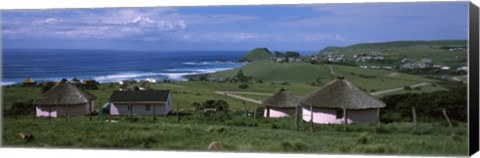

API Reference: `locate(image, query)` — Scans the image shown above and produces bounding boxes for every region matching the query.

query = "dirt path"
[214,91,262,104]
[452,75,467,83]
[370,82,430,96]
[329,65,338,76]
[220,91,273,96]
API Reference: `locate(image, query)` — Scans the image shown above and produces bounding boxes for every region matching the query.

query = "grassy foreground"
[2,115,467,156]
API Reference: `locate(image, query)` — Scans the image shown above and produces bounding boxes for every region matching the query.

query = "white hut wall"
[165,94,172,114]
[302,107,353,124]
[263,108,296,118]
[110,103,168,115]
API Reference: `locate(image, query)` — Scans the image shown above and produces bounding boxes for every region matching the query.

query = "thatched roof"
[262,88,299,108]
[299,77,386,109]
[33,81,97,105]
[23,78,36,83]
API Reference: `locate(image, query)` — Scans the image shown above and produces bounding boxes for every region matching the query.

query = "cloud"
[303,33,346,42]
[2,7,264,42]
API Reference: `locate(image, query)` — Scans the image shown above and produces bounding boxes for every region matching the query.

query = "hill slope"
[239,48,272,62]
[211,61,439,92]
[318,40,467,67]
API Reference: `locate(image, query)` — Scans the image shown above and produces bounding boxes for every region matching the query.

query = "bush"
[40,82,56,93]
[238,83,249,89]
[279,81,290,86]
[5,101,35,116]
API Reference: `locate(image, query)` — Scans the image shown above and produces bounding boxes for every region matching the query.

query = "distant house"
[299,77,386,124]
[457,66,468,72]
[109,90,172,116]
[374,56,384,60]
[441,66,451,70]
[33,80,97,117]
[262,88,299,118]
[421,58,432,64]
[401,58,412,63]
[22,78,37,87]
[449,48,464,51]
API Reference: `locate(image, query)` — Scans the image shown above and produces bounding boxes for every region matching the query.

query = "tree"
[238,83,249,89]
[71,77,80,83]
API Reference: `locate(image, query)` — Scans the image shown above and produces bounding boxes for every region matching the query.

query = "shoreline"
[1,63,244,87]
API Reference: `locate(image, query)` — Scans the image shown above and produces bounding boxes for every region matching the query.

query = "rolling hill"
[239,48,273,62]
[318,40,467,68]
[211,61,440,92]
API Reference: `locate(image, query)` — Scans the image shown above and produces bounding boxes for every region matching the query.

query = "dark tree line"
[380,84,467,123]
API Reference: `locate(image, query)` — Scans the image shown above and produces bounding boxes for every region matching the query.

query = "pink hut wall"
[36,101,94,117]
[110,103,169,115]
[263,108,296,118]
[302,107,379,124]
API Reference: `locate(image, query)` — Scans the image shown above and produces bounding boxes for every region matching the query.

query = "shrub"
[238,83,249,89]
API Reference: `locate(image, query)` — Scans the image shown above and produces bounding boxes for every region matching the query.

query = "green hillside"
[319,40,467,67]
[239,48,273,62]
[211,61,440,92]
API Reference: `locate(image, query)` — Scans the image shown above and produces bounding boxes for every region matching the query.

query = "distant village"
[270,48,468,75]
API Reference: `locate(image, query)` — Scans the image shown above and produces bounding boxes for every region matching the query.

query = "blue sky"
[1,2,469,52]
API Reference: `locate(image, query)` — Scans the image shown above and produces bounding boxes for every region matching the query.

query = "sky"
[1,2,469,52]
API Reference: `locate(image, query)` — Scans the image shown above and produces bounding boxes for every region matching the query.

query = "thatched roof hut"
[33,80,97,117]
[33,80,97,106]
[263,88,299,108]
[22,77,37,87]
[300,77,386,124]
[263,88,299,118]
[299,77,385,109]
[23,78,36,84]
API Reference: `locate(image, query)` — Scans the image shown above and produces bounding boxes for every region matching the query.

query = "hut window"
[145,105,151,111]
[336,110,343,119]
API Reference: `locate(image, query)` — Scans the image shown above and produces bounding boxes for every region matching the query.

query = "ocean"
[1,49,247,85]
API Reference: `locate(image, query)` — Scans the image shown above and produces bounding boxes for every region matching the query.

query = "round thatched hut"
[33,80,97,117]
[262,88,299,118]
[22,77,37,87]
[299,77,386,124]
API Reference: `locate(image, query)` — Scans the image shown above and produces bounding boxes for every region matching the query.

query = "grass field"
[2,114,468,155]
